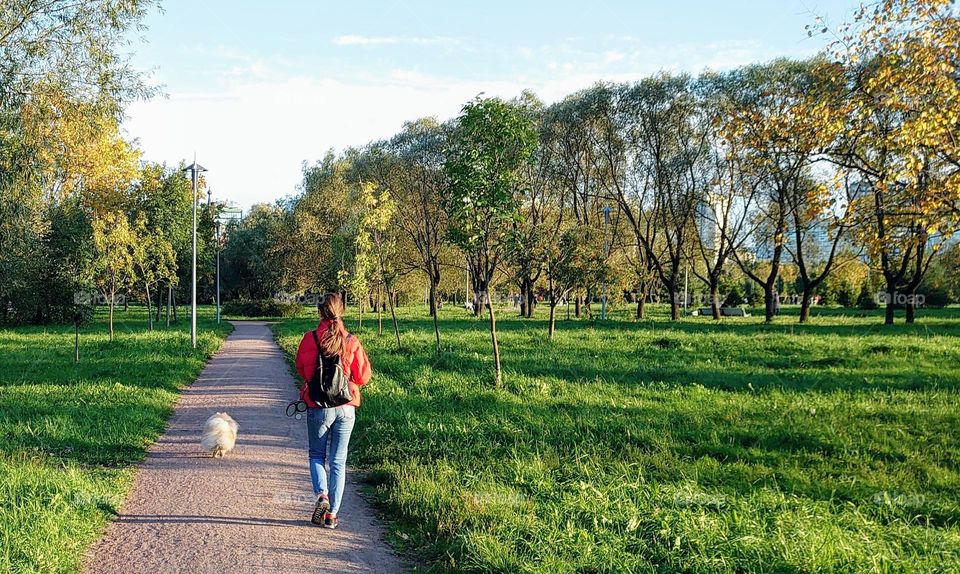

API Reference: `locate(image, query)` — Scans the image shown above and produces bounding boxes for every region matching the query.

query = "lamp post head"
[183,162,208,176]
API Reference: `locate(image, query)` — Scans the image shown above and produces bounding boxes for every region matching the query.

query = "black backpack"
[307,330,354,408]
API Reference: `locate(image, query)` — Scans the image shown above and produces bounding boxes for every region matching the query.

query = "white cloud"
[123,38,815,212]
[331,35,456,47]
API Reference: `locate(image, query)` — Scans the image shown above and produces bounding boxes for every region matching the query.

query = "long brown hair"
[317,292,348,357]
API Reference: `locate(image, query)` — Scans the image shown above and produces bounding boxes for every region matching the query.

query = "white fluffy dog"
[201,412,239,458]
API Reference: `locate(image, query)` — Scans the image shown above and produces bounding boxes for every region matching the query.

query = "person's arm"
[350,339,372,386]
[295,332,312,382]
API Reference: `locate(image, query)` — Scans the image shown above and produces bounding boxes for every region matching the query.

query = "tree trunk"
[884,279,896,325]
[74,322,80,363]
[155,285,163,323]
[710,284,721,320]
[172,290,178,322]
[377,284,383,336]
[574,295,581,318]
[387,288,402,350]
[548,275,557,339]
[524,283,536,318]
[549,302,558,339]
[473,282,486,317]
[145,283,153,331]
[166,284,172,327]
[107,276,116,341]
[108,299,115,342]
[486,296,502,385]
[799,286,813,323]
[429,279,441,353]
[905,290,917,324]
[764,286,777,323]
[636,297,646,320]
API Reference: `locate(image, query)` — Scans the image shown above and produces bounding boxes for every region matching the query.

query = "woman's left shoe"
[311,494,330,525]
[323,512,339,529]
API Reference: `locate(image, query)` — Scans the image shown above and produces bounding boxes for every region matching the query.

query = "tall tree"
[444,96,537,385]
[91,211,135,340]
[820,0,960,323]
[372,119,451,351]
[599,76,706,321]
[722,60,829,322]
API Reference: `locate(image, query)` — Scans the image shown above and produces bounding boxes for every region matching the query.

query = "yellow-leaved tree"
[821,0,960,323]
[92,211,136,341]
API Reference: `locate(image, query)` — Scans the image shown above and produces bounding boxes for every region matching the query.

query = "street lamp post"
[601,206,612,320]
[215,219,222,325]
[184,160,207,348]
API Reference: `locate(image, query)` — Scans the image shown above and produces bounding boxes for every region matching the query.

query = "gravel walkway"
[84,321,403,574]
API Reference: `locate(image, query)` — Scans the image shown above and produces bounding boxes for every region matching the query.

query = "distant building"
[695,193,731,258]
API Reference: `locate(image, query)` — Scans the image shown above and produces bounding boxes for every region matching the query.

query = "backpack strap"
[311,329,321,358]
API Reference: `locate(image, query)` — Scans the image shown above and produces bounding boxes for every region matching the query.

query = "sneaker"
[323,512,339,529]
[311,494,330,525]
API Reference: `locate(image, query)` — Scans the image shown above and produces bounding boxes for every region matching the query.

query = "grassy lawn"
[275,304,960,573]
[0,307,231,574]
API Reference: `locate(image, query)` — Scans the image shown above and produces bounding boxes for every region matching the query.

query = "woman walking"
[295,293,372,529]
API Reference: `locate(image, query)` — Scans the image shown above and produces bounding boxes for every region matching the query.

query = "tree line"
[1,1,958,383]
[0,1,227,341]
[221,1,958,381]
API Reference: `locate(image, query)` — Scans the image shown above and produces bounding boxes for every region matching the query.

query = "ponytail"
[317,293,347,357]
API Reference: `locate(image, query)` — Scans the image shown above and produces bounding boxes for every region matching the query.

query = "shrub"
[857,282,879,309]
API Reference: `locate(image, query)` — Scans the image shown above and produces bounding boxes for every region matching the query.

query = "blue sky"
[123,0,860,211]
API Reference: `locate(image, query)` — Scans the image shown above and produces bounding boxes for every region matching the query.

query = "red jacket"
[295,320,372,408]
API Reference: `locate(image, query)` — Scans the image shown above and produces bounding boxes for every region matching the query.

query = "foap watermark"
[73,290,125,306]
[72,490,124,509]
[872,491,926,509]
[875,291,925,307]
[273,292,322,306]
[271,491,319,506]
[466,491,527,508]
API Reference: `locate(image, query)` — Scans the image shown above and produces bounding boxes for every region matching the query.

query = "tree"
[133,163,191,325]
[221,204,290,300]
[92,211,136,340]
[544,89,610,318]
[131,214,176,330]
[0,0,156,109]
[357,182,402,349]
[819,0,960,324]
[690,73,763,319]
[508,92,555,319]
[545,225,610,338]
[444,96,537,385]
[289,153,355,295]
[786,174,862,322]
[597,76,706,321]
[721,60,832,322]
[338,181,378,328]
[367,119,451,352]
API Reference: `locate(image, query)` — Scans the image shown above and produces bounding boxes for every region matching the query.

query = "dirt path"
[84,321,403,574]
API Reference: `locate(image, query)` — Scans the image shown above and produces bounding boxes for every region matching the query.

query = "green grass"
[0,307,231,574]
[275,304,960,573]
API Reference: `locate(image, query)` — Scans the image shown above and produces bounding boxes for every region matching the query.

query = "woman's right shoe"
[311,494,330,525]
[323,513,339,529]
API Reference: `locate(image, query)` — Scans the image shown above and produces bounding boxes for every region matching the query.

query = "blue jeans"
[306,405,355,515]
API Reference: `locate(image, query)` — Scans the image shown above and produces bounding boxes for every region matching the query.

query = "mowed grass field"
[276,305,960,573]
[0,308,230,574]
